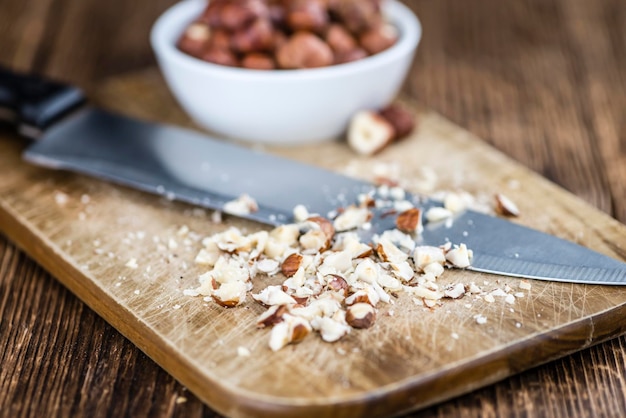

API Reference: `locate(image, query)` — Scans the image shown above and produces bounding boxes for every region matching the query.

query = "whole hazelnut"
[273,30,288,51]
[287,0,329,33]
[209,28,231,51]
[242,53,276,70]
[199,0,229,27]
[328,0,382,34]
[177,22,211,58]
[219,0,269,31]
[268,3,287,28]
[200,47,239,67]
[334,47,368,65]
[276,32,334,69]
[346,302,376,328]
[325,24,358,54]
[359,23,398,55]
[231,18,275,53]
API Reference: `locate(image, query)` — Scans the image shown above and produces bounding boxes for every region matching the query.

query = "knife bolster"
[0,66,86,139]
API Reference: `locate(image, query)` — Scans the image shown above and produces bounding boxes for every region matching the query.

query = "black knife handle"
[0,66,86,139]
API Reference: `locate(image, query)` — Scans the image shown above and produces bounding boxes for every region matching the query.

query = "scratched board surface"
[1,70,626,418]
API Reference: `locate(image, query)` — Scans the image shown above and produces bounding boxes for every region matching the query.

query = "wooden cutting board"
[2,69,626,418]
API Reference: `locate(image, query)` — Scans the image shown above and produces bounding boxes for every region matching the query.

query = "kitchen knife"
[2,67,625,285]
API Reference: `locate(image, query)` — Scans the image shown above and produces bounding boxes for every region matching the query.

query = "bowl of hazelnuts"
[151,0,421,144]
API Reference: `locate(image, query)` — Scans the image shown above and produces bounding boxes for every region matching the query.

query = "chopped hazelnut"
[346,303,376,328]
[347,111,396,156]
[282,253,304,277]
[395,208,423,234]
[495,193,520,217]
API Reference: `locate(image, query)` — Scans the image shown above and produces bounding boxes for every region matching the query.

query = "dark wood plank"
[0,0,625,417]
[405,0,626,222]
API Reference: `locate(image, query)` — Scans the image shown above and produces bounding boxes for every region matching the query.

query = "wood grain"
[1,0,625,417]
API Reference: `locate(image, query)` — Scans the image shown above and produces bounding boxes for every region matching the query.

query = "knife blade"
[3,67,626,284]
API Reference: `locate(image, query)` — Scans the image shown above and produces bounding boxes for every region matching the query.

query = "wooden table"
[1,0,625,417]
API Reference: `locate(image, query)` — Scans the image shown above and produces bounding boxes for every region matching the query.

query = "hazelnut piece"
[396,208,423,234]
[346,303,376,328]
[281,253,303,277]
[211,281,248,307]
[307,216,336,242]
[325,24,358,54]
[347,110,396,155]
[325,274,349,296]
[269,314,312,351]
[257,304,289,328]
[495,193,520,217]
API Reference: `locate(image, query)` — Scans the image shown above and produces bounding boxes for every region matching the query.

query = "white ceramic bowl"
[151,0,421,144]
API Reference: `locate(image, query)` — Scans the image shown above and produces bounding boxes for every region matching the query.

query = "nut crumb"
[54,191,69,206]
[495,193,520,217]
[125,258,138,269]
[237,346,251,357]
[224,194,258,216]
